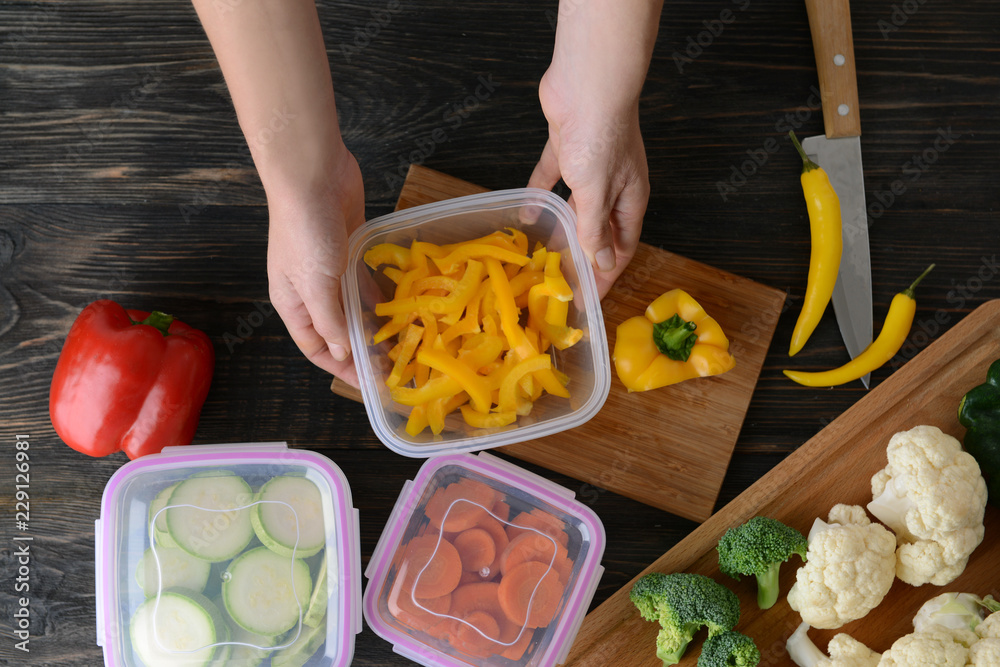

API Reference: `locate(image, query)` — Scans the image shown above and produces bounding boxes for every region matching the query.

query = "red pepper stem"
[135,311,174,336]
[788,131,821,173]
[902,263,935,300]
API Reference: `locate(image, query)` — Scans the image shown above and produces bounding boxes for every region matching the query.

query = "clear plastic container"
[95,442,362,667]
[362,452,606,667]
[342,188,611,457]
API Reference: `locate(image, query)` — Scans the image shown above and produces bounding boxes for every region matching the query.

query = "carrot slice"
[497,561,565,628]
[449,582,505,621]
[498,617,534,661]
[499,531,569,577]
[387,571,452,632]
[506,509,569,549]
[424,479,497,532]
[491,499,511,522]
[400,534,463,599]
[453,527,496,574]
[455,610,502,658]
[475,515,509,581]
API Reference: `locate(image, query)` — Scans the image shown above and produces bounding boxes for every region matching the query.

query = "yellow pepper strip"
[526,246,547,272]
[543,251,574,302]
[456,333,505,371]
[427,398,447,435]
[413,276,458,294]
[416,348,492,414]
[411,240,447,260]
[507,228,529,255]
[405,405,429,437]
[485,257,536,360]
[364,243,412,271]
[784,265,934,387]
[527,283,583,350]
[442,229,518,254]
[375,259,485,317]
[787,131,843,356]
[386,324,424,389]
[392,374,461,406]
[510,270,544,308]
[383,266,405,284]
[545,296,569,327]
[397,362,416,387]
[614,288,735,392]
[460,405,517,429]
[499,354,552,413]
[432,244,529,275]
[373,312,417,345]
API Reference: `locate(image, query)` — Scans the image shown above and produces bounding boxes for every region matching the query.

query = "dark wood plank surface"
[1,0,998,665]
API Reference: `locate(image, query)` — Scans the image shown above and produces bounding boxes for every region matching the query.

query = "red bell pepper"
[49,299,215,459]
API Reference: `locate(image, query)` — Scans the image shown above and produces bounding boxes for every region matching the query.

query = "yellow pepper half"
[614,289,735,392]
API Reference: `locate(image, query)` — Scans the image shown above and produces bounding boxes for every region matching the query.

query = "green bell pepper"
[958,358,1000,505]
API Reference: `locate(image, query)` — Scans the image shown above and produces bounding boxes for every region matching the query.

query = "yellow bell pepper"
[614,289,735,392]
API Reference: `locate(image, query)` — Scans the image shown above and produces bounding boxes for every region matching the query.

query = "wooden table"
[1,1,997,665]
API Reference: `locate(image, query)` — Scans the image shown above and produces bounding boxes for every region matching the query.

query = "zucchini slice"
[135,546,212,598]
[129,590,225,667]
[222,546,312,637]
[166,474,254,563]
[251,475,326,559]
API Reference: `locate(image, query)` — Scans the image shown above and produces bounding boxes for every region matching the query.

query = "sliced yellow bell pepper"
[416,348,492,414]
[364,242,411,271]
[433,244,529,275]
[499,354,551,413]
[375,259,485,317]
[459,405,517,429]
[386,323,424,388]
[527,283,583,350]
[614,288,735,392]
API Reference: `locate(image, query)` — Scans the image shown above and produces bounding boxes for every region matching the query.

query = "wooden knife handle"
[804,0,861,138]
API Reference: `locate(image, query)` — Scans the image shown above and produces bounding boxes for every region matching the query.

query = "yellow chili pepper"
[788,130,843,357]
[784,265,934,387]
[614,288,735,392]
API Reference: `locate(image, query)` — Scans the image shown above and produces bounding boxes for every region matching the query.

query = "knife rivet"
[834,53,846,66]
[837,103,850,116]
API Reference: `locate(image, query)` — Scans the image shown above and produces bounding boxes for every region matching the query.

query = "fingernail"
[331,344,349,361]
[595,247,616,272]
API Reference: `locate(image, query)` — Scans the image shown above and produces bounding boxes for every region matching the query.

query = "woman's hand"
[265,148,365,386]
[530,0,662,297]
[529,70,649,297]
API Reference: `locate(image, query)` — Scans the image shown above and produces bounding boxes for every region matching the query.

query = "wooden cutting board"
[562,298,1000,666]
[333,165,785,522]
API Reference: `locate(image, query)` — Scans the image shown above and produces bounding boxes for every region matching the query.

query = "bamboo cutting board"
[562,299,1000,666]
[333,165,785,522]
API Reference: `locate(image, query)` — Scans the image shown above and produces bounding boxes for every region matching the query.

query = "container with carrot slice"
[362,452,607,667]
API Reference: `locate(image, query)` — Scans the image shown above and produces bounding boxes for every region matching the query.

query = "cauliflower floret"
[787,504,896,629]
[786,622,881,667]
[867,425,987,587]
[876,628,971,666]
[969,639,1000,666]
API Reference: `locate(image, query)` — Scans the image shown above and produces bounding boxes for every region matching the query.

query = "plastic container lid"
[95,442,362,667]
[362,452,606,667]
[342,188,611,458]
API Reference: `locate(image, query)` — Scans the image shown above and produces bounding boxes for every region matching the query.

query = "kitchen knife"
[802,0,873,388]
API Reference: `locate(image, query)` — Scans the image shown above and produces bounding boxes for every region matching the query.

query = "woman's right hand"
[265,146,366,386]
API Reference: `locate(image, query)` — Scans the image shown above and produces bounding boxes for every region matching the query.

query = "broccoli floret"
[697,630,760,666]
[630,572,741,665]
[716,516,807,610]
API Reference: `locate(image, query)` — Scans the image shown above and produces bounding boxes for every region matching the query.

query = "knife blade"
[802,0,873,388]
